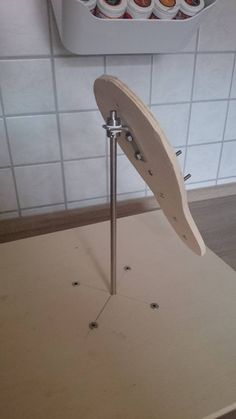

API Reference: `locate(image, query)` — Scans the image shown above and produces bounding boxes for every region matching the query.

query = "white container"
[151,0,180,19]
[125,0,154,19]
[176,0,205,19]
[51,0,218,55]
[80,0,97,13]
[96,0,127,18]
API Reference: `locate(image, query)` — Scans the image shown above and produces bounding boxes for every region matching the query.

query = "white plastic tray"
[51,0,218,55]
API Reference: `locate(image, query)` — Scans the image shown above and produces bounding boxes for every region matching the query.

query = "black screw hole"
[124,265,131,272]
[150,303,159,310]
[89,321,98,330]
[72,281,80,287]
[148,170,153,176]
[182,235,187,241]
[159,193,165,199]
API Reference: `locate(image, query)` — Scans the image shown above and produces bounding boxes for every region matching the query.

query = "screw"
[184,173,191,182]
[89,321,98,330]
[124,265,131,271]
[150,303,159,310]
[126,132,133,142]
[176,150,182,156]
[135,151,143,161]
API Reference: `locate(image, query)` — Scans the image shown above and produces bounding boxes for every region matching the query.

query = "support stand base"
[1,211,236,419]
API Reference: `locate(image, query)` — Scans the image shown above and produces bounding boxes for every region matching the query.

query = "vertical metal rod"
[110,132,117,295]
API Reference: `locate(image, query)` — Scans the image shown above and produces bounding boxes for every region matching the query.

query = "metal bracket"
[103,115,145,162]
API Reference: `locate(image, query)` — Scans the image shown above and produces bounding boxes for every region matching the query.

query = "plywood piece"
[94,75,205,256]
[0,227,110,291]
[1,211,236,419]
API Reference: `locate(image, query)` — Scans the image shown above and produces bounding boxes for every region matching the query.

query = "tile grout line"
[1,51,236,61]
[186,177,219,186]
[0,153,123,170]
[175,138,236,149]
[3,108,99,118]
[151,97,235,107]
[47,0,68,209]
[0,86,21,216]
[215,51,236,183]
[183,29,200,177]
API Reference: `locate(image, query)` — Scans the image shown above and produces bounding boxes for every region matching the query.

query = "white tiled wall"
[0,0,236,219]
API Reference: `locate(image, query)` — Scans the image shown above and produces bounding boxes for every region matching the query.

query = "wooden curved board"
[94,75,206,256]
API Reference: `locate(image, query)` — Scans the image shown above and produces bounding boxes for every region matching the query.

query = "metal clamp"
[103,113,145,162]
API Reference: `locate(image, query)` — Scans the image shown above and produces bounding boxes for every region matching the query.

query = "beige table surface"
[1,211,236,419]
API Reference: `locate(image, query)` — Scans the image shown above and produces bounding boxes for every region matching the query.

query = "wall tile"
[0,211,18,220]
[64,158,107,202]
[22,204,65,216]
[193,53,234,101]
[15,163,64,208]
[106,55,151,104]
[198,0,236,52]
[0,59,55,115]
[1,1,235,215]
[151,54,194,104]
[60,111,106,160]
[55,57,104,111]
[0,168,18,211]
[117,190,146,201]
[225,101,236,140]
[0,0,50,57]
[189,101,228,144]
[151,103,190,147]
[7,114,60,164]
[0,119,10,167]
[68,197,108,209]
[185,143,221,183]
[219,141,236,178]
[217,177,236,185]
[186,180,216,190]
[117,155,145,194]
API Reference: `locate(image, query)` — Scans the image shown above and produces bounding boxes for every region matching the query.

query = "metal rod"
[110,131,117,295]
[104,110,122,295]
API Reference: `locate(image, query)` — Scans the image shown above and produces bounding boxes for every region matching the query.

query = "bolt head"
[150,303,159,310]
[89,321,98,330]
